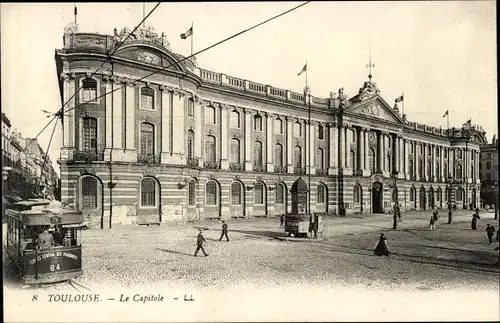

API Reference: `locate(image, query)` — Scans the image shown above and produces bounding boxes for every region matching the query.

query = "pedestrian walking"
[374,233,390,256]
[194,230,209,257]
[280,214,285,228]
[485,224,496,244]
[471,211,480,230]
[313,213,318,239]
[429,216,436,231]
[395,203,402,222]
[219,221,229,242]
[392,212,398,230]
[339,203,346,218]
[432,210,439,223]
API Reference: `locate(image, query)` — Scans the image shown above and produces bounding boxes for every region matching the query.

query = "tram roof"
[7,199,84,226]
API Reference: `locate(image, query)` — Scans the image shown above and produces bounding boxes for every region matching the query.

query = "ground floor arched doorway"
[371,182,383,213]
[291,177,308,214]
[419,187,426,211]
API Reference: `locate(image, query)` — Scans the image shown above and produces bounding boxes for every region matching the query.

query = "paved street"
[10,208,494,292]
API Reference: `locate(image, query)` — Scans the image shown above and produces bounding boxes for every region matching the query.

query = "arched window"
[275,183,285,204]
[456,149,462,159]
[231,138,240,163]
[410,187,415,202]
[230,110,240,128]
[352,150,357,170]
[444,164,448,178]
[254,115,262,131]
[206,181,218,205]
[254,182,265,205]
[471,165,474,181]
[141,178,156,207]
[436,147,440,157]
[82,79,97,102]
[410,142,414,153]
[409,160,414,178]
[455,164,462,180]
[140,122,155,156]
[205,106,216,124]
[205,135,216,162]
[387,154,391,173]
[316,148,324,170]
[294,122,302,137]
[275,143,283,167]
[316,184,325,204]
[369,147,376,173]
[455,187,464,201]
[436,188,441,201]
[294,146,302,168]
[354,184,361,203]
[187,98,194,118]
[436,163,440,179]
[253,141,263,166]
[81,176,97,208]
[231,182,242,205]
[82,117,97,151]
[419,161,423,178]
[187,130,194,160]
[317,125,324,140]
[188,180,196,206]
[274,118,283,134]
[427,161,432,177]
[419,144,423,154]
[140,87,155,110]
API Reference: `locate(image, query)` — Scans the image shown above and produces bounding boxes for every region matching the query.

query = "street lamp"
[495,181,498,220]
[447,175,453,224]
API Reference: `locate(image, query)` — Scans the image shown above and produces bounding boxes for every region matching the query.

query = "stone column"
[359,127,365,171]
[60,73,75,160]
[103,76,113,161]
[363,127,370,176]
[339,124,345,169]
[328,122,338,175]
[124,80,136,162]
[160,87,171,164]
[194,97,203,167]
[423,143,428,180]
[398,136,404,178]
[286,116,294,174]
[308,121,315,175]
[170,90,185,165]
[378,132,383,173]
[345,124,352,175]
[431,144,436,181]
[244,109,253,172]
[220,104,229,170]
[382,132,388,176]
[111,77,124,161]
[449,148,454,178]
[404,139,410,179]
[475,151,480,183]
[394,135,399,174]
[266,113,274,172]
[440,146,444,182]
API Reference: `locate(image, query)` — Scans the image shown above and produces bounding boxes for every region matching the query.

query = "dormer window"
[141,87,155,110]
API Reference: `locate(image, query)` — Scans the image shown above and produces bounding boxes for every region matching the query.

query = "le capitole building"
[55,23,486,227]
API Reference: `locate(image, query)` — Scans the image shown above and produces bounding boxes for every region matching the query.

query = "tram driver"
[36,226,54,249]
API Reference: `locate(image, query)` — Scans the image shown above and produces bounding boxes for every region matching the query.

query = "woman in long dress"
[374,233,390,256]
[471,212,480,230]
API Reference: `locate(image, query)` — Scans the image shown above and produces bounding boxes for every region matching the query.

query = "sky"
[1,2,497,175]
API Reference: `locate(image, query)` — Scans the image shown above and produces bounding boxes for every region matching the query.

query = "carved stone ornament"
[255,136,262,142]
[256,176,263,182]
[208,129,214,136]
[234,175,240,181]
[144,116,152,123]
[368,131,376,144]
[83,111,96,118]
[138,51,160,65]
[276,139,281,144]
[357,81,380,101]
[208,174,215,180]
[81,168,96,176]
[233,133,241,139]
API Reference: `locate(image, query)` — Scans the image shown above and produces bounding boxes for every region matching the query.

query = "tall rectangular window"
[141,87,155,110]
[254,141,263,166]
[82,118,97,151]
[140,123,155,156]
[231,139,240,163]
[205,136,216,162]
[82,79,97,103]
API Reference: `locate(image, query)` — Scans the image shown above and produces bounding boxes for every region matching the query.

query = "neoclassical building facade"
[56,24,486,227]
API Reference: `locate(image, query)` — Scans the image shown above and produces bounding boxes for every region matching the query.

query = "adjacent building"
[480,134,498,209]
[56,23,486,227]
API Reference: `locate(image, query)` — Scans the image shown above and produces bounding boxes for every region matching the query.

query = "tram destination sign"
[24,248,82,275]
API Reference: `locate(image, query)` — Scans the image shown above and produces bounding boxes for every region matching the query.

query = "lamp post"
[447,176,453,224]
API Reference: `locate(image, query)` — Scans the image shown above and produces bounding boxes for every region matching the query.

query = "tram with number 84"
[5,199,84,285]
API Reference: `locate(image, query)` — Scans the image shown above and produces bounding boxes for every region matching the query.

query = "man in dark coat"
[280,214,285,228]
[219,221,229,242]
[471,211,480,230]
[194,230,209,257]
[485,224,496,244]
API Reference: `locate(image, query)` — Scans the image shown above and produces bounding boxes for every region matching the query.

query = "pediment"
[346,96,403,125]
[114,44,185,72]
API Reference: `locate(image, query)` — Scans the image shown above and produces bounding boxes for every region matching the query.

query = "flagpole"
[305,61,308,88]
[402,92,405,116]
[191,21,194,57]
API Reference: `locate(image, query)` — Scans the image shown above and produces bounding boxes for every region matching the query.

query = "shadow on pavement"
[231,229,287,240]
[156,248,193,257]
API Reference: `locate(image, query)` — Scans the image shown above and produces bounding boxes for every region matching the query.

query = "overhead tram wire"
[56,2,162,118]
[24,3,161,151]
[61,1,312,116]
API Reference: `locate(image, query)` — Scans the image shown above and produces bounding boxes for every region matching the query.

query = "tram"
[5,199,84,284]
